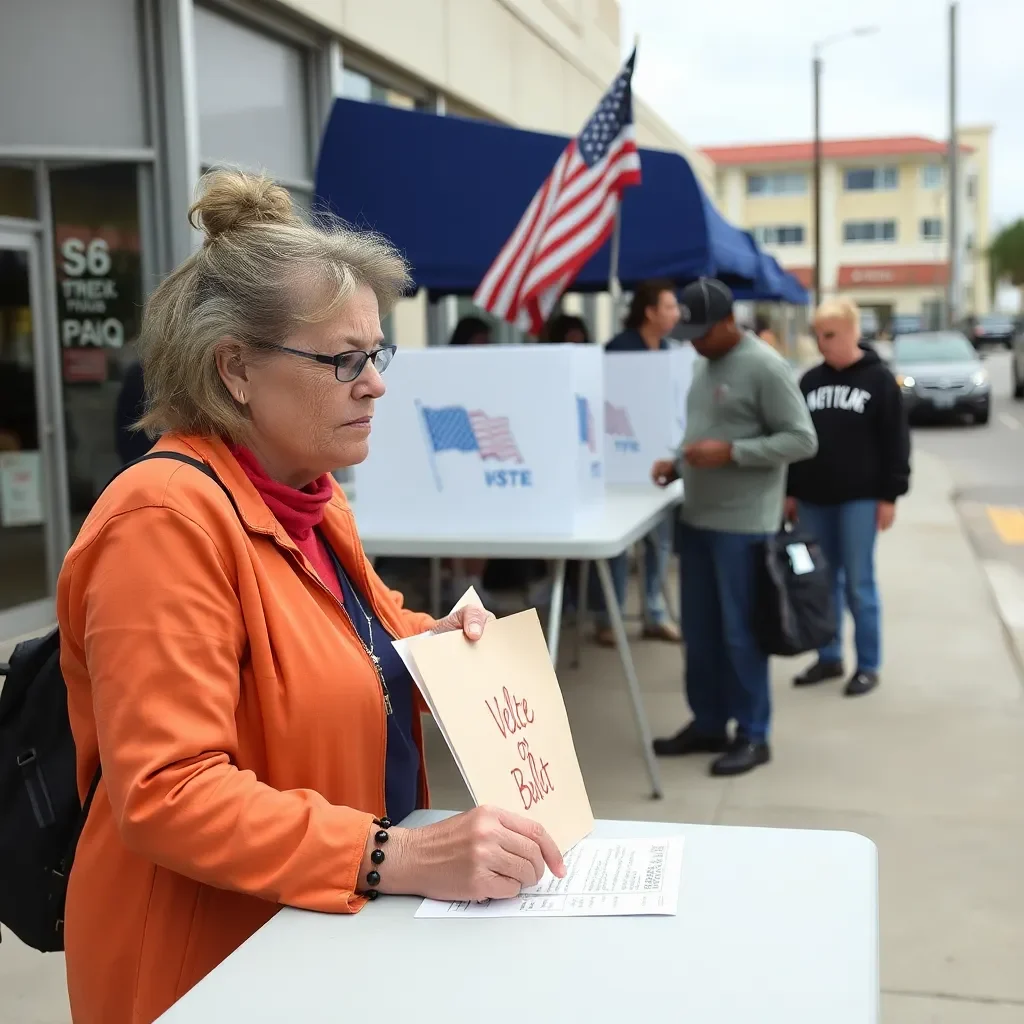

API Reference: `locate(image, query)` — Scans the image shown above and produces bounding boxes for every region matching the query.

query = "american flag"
[576,395,597,452]
[473,49,642,336]
[605,401,635,438]
[420,405,523,463]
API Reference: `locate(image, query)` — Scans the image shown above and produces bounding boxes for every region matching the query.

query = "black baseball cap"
[679,278,734,334]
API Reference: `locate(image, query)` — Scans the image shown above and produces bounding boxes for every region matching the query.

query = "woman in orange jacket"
[57,169,564,1024]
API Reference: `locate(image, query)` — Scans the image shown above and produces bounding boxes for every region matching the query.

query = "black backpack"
[0,452,233,952]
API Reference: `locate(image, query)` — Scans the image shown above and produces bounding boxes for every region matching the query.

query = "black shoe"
[653,722,729,757]
[844,670,879,697]
[793,659,844,687]
[710,737,771,776]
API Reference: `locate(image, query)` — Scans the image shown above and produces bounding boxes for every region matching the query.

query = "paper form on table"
[394,597,594,855]
[415,835,684,918]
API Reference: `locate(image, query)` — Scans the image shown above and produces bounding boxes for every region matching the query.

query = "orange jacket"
[57,434,435,1024]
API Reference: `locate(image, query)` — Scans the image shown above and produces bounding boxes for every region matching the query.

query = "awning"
[733,245,810,305]
[315,98,760,298]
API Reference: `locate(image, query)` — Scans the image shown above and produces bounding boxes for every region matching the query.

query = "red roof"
[701,136,971,166]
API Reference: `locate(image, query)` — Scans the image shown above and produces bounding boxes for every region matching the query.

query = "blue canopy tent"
[733,241,809,305]
[315,98,761,298]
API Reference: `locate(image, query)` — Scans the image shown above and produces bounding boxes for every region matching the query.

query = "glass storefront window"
[194,5,311,185]
[0,166,36,220]
[50,163,143,526]
[342,66,418,109]
[0,235,48,611]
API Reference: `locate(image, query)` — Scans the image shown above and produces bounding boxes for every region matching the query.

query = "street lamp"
[812,26,879,308]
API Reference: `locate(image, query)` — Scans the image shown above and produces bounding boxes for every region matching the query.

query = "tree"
[989,219,1024,293]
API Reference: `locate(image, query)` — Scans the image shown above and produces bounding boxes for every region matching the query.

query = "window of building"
[920,218,943,241]
[751,225,805,246]
[746,172,807,196]
[843,219,898,243]
[0,166,36,219]
[341,67,417,109]
[843,166,899,191]
[966,174,978,200]
[966,232,975,253]
[49,163,144,523]
[921,300,943,331]
[921,164,943,189]
[194,5,312,188]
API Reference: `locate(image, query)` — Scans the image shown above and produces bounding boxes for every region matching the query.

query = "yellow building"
[704,130,993,328]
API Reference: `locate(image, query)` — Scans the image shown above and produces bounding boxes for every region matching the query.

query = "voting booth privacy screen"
[356,346,605,535]
[603,346,697,486]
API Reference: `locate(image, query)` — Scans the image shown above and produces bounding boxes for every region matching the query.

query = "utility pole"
[946,1,959,327]
[813,54,823,309]
[811,27,878,311]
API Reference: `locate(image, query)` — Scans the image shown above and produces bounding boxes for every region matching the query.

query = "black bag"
[754,525,837,657]
[0,452,232,952]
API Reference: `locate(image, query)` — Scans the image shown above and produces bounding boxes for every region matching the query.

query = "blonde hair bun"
[188,168,296,241]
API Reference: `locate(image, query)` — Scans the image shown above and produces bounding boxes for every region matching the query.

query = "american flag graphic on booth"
[420,405,523,463]
[604,401,635,438]
[575,395,597,452]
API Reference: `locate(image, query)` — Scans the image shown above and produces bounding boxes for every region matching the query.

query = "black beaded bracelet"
[362,817,391,900]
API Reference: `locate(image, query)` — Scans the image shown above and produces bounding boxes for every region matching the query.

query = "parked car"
[969,313,1016,349]
[893,331,990,425]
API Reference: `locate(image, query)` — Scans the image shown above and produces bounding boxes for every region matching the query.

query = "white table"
[156,812,880,1024]
[355,483,684,798]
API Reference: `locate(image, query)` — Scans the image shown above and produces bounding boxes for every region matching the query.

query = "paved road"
[911,348,1024,567]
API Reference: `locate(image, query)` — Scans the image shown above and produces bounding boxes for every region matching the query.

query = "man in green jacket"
[651,279,818,776]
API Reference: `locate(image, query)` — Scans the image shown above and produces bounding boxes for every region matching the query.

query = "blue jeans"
[678,524,772,742]
[593,517,673,628]
[797,500,881,673]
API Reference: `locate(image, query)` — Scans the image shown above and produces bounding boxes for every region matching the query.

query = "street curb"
[980,560,1024,683]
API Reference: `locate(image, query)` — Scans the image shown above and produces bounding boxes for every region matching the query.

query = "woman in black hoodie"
[785,299,911,697]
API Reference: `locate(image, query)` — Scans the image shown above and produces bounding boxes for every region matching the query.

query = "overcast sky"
[620,0,1023,229]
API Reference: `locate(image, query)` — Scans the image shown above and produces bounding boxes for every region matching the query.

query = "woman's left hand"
[430,604,496,641]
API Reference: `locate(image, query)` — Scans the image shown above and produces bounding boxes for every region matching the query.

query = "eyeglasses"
[271,343,396,382]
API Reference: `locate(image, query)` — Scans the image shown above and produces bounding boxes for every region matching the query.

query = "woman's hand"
[429,603,495,641]
[374,806,566,902]
[784,497,798,523]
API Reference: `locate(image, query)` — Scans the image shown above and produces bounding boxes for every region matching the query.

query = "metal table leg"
[546,558,567,666]
[429,557,442,619]
[573,560,590,669]
[595,557,664,799]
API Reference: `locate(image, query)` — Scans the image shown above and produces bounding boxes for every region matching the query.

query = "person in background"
[544,313,590,344]
[594,279,683,646]
[785,298,910,697]
[755,314,781,353]
[651,278,817,776]
[115,358,156,464]
[448,316,492,346]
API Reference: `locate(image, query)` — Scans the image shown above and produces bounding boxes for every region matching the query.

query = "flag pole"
[608,201,623,319]
[415,400,444,492]
[607,35,638,327]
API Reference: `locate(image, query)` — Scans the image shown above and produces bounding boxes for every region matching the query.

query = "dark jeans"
[678,523,772,742]
[797,500,881,673]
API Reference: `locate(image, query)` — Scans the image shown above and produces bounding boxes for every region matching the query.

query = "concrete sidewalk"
[3,451,1024,1022]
